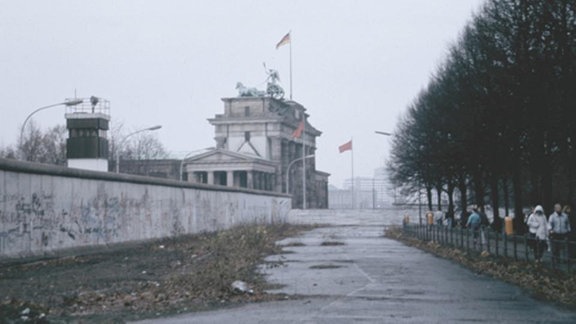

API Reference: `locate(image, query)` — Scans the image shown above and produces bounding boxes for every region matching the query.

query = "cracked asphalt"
[134,209,576,323]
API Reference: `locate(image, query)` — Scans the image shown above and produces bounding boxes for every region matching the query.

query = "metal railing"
[401,223,576,272]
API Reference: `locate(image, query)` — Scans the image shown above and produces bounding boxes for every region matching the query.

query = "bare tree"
[18,121,67,165]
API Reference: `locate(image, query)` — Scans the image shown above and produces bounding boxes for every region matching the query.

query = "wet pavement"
[134,209,576,323]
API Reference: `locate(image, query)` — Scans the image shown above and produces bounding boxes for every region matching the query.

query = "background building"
[329,167,395,209]
[184,96,329,209]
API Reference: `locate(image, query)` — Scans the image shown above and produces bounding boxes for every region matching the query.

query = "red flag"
[276,32,291,49]
[292,120,304,138]
[339,140,352,153]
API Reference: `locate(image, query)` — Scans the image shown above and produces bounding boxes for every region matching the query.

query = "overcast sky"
[0,0,484,187]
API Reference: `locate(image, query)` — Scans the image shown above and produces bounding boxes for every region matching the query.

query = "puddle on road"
[309,264,344,269]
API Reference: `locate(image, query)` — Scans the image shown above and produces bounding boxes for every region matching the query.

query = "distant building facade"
[184,97,329,209]
[116,159,182,180]
[329,167,395,209]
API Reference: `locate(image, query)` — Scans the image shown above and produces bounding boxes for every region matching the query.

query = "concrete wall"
[0,158,291,259]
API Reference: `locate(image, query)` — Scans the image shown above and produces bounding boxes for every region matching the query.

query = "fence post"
[566,239,576,271]
[495,231,499,257]
[524,234,529,262]
[460,227,464,249]
[567,240,572,272]
[503,232,508,258]
[551,237,557,269]
[486,228,491,254]
[466,228,470,253]
[513,234,518,261]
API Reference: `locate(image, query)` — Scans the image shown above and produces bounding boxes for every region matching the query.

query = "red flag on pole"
[276,32,291,49]
[292,120,305,138]
[339,140,352,153]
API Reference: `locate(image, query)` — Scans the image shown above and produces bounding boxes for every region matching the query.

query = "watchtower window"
[244,131,251,141]
[244,106,250,117]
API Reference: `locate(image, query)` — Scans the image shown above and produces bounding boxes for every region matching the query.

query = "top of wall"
[0,158,289,198]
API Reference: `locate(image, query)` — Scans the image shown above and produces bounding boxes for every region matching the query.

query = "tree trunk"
[512,166,525,234]
[489,175,502,231]
[502,177,510,216]
[426,186,433,211]
[541,160,554,213]
[473,172,485,207]
[447,182,455,213]
[458,175,468,226]
[436,184,443,211]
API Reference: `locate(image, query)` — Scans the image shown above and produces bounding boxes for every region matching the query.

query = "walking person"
[466,206,482,250]
[526,205,548,263]
[434,209,444,226]
[549,203,571,263]
[445,207,455,228]
[478,205,490,250]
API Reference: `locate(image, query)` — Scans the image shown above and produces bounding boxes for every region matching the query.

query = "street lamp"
[179,147,215,181]
[19,98,84,158]
[115,125,162,173]
[285,154,315,195]
[374,131,394,209]
[374,131,393,136]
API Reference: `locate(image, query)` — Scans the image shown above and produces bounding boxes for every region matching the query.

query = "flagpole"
[302,114,306,209]
[289,32,293,100]
[351,138,354,209]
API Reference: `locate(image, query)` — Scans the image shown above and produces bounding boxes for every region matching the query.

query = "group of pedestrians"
[424,202,574,264]
[526,203,573,263]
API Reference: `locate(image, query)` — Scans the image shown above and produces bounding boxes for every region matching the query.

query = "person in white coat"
[527,205,548,263]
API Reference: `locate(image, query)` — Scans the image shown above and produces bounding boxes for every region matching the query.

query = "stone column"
[226,171,234,187]
[207,171,214,185]
[266,173,272,191]
[247,171,254,189]
[254,172,260,190]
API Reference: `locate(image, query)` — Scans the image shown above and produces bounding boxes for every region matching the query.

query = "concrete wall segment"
[0,158,290,259]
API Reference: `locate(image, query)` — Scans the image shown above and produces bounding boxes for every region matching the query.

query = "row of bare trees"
[388,0,576,231]
[0,121,168,168]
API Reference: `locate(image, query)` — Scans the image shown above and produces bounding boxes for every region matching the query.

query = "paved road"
[134,210,576,323]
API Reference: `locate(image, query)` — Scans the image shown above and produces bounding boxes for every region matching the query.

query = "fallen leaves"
[0,223,313,322]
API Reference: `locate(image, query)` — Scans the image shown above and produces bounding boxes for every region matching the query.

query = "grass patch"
[320,241,345,246]
[309,264,343,270]
[0,223,313,322]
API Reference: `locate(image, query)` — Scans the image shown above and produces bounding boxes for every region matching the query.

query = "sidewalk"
[134,210,576,323]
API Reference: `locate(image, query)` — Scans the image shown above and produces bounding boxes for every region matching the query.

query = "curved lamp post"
[285,154,315,194]
[374,131,393,136]
[376,130,421,223]
[19,98,84,158]
[115,125,162,173]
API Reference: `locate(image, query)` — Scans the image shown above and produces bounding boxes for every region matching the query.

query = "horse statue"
[264,64,285,100]
[236,82,265,97]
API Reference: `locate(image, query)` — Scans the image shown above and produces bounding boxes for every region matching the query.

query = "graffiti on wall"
[0,169,291,258]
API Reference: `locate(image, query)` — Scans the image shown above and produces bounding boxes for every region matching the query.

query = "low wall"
[0,158,291,259]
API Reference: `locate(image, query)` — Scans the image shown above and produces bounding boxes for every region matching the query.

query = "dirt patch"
[0,223,312,322]
[385,226,576,308]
